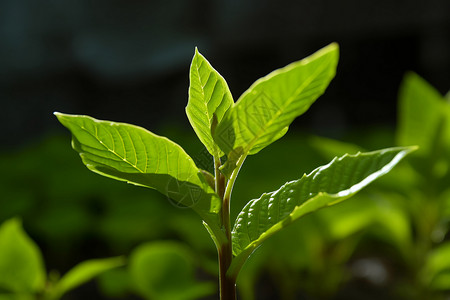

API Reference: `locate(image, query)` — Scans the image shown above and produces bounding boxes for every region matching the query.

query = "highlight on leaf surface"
[228,146,416,278]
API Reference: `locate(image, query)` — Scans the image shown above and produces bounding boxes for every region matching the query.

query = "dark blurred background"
[1,0,449,148]
[1,0,449,299]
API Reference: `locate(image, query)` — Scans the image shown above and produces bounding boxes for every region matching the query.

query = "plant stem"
[214,156,236,299]
[215,154,246,300]
[214,157,225,199]
[219,239,236,300]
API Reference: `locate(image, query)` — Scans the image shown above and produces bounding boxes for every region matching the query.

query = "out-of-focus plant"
[0,218,124,300]
[308,72,450,299]
[55,43,414,299]
[396,72,450,299]
[99,241,216,300]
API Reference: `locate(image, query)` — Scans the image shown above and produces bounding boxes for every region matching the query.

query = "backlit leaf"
[214,43,339,156]
[186,48,233,157]
[397,72,445,156]
[229,147,415,277]
[55,113,223,241]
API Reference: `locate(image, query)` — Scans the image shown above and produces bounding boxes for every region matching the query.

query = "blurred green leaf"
[186,48,233,157]
[397,72,445,156]
[0,219,46,293]
[214,43,339,156]
[51,256,125,299]
[442,95,450,154]
[317,197,374,240]
[97,268,130,298]
[230,147,415,278]
[423,242,450,290]
[319,193,412,252]
[430,272,450,291]
[371,194,412,252]
[440,189,450,219]
[129,242,216,300]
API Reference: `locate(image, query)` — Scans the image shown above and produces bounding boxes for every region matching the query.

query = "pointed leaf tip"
[54,111,64,119]
[228,147,414,278]
[187,47,233,156]
[214,42,339,156]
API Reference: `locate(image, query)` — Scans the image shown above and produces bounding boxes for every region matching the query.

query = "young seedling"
[0,218,125,300]
[55,43,415,299]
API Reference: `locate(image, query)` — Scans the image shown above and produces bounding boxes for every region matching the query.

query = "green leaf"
[422,242,450,290]
[129,242,216,300]
[214,43,339,157]
[443,94,450,153]
[229,147,415,278]
[397,72,446,156]
[319,193,412,256]
[186,48,234,157]
[55,113,226,249]
[54,112,222,217]
[50,256,125,299]
[0,218,46,293]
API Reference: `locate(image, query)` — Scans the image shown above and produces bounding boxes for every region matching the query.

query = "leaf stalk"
[216,154,246,300]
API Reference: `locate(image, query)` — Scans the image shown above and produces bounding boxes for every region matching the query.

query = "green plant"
[0,218,124,300]
[309,72,450,299]
[99,240,216,300]
[386,72,450,298]
[55,43,415,299]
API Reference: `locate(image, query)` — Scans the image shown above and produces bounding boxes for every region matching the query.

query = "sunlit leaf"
[0,219,46,293]
[54,113,224,241]
[229,147,415,277]
[51,256,125,299]
[214,43,339,156]
[129,242,216,300]
[186,48,233,157]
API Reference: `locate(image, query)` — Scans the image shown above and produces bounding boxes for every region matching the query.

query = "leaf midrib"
[75,122,145,174]
[193,55,218,155]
